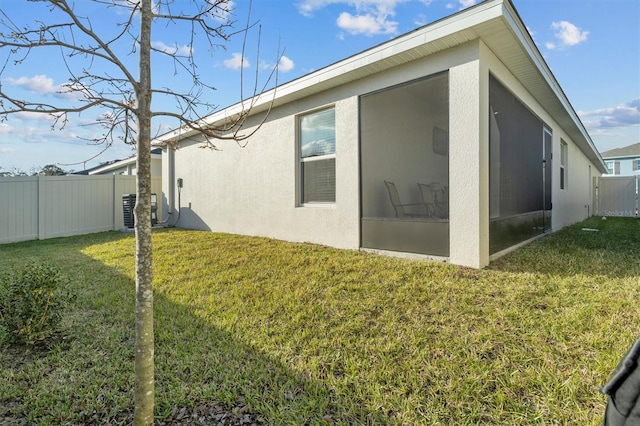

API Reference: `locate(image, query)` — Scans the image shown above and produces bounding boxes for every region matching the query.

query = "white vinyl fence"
[0,175,162,244]
[593,175,639,218]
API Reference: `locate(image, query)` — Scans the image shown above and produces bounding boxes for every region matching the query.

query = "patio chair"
[384,181,429,219]
[418,182,448,219]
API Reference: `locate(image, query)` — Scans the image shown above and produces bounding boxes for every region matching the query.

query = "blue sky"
[0,0,638,173]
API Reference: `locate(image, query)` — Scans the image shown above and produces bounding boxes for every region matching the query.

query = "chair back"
[384,181,406,218]
[417,183,435,204]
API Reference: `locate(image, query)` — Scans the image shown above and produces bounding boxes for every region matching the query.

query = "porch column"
[448,55,489,268]
[161,145,175,222]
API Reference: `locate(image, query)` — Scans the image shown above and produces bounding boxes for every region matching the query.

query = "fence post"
[113,174,117,230]
[592,176,598,217]
[37,175,45,240]
[635,175,640,219]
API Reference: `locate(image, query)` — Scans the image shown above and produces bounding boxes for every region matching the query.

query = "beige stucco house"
[156,0,606,268]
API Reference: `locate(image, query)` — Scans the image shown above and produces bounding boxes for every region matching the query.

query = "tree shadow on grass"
[0,231,380,425]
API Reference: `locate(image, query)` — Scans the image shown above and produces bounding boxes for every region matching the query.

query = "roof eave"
[498,0,607,173]
[88,152,161,175]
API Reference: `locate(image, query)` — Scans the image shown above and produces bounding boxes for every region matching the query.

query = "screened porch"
[360,72,450,257]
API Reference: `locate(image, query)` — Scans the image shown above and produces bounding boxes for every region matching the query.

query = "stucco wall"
[165,42,482,254]
[164,93,360,249]
[449,53,487,268]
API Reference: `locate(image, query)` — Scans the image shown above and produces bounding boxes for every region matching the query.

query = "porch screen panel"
[360,72,449,257]
[489,74,548,254]
[543,128,552,232]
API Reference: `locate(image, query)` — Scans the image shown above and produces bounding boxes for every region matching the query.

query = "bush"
[0,262,73,345]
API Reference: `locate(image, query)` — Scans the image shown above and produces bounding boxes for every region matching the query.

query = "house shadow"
[171,205,211,231]
[1,231,379,425]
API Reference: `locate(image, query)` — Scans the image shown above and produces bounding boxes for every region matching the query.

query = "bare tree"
[0,1,276,424]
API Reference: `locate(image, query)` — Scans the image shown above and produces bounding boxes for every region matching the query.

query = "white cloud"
[297,0,406,36]
[579,98,640,129]
[526,26,535,39]
[151,41,193,56]
[278,56,295,72]
[547,21,589,50]
[259,55,295,73]
[297,0,338,17]
[301,139,335,157]
[0,123,12,137]
[458,0,476,7]
[337,11,398,35]
[209,0,234,23]
[5,75,58,94]
[414,13,428,27]
[297,0,476,35]
[446,0,476,10]
[223,53,250,70]
[13,111,59,122]
[4,75,81,100]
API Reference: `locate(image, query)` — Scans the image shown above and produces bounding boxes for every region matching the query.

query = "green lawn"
[1,217,639,425]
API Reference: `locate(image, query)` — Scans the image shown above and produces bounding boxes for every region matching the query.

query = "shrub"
[0,262,73,345]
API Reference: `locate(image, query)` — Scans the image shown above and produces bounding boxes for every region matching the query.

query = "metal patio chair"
[384,181,429,219]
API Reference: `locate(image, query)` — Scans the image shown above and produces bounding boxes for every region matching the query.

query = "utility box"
[123,194,135,228]
[122,193,158,228]
[150,193,158,226]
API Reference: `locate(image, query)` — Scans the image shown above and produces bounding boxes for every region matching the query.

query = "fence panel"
[593,176,638,217]
[41,176,117,239]
[0,175,164,244]
[0,177,39,244]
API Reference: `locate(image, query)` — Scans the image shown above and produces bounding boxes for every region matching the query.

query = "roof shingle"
[600,143,640,159]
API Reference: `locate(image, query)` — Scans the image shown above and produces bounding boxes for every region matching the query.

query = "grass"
[1,216,639,425]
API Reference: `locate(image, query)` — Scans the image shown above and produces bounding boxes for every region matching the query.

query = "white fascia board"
[603,155,640,160]
[88,152,161,175]
[89,158,133,175]
[157,0,506,145]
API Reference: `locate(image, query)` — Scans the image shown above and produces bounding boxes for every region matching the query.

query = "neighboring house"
[156,0,606,268]
[73,148,162,176]
[600,143,640,176]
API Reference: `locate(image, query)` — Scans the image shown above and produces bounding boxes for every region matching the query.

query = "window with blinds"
[299,107,336,204]
[560,140,568,190]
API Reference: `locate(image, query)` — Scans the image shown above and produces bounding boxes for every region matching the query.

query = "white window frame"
[560,139,568,190]
[605,160,614,175]
[297,106,336,206]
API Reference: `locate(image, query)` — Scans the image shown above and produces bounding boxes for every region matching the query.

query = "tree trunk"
[134,0,154,425]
